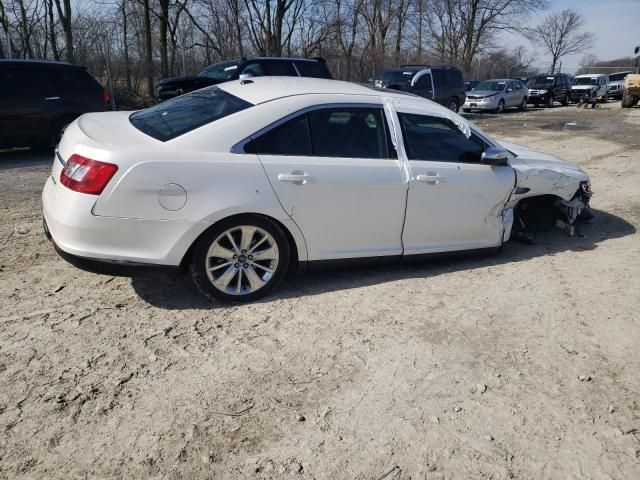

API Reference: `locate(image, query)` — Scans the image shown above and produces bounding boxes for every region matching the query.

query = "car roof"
[575,73,606,77]
[384,65,456,73]
[218,77,430,106]
[0,59,81,68]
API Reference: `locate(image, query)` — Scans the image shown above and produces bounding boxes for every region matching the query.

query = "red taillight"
[103,87,111,106]
[60,154,118,195]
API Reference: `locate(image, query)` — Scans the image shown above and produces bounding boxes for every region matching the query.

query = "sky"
[498,0,640,73]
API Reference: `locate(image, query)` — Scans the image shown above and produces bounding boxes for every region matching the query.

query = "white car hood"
[499,140,589,201]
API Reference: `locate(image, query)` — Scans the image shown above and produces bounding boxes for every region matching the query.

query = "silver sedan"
[463,79,529,113]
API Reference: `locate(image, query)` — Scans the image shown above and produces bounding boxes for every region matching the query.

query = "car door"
[411,70,434,100]
[395,108,516,254]
[250,104,408,260]
[0,66,46,147]
[506,81,518,107]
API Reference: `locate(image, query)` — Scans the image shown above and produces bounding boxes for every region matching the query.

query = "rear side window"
[446,69,463,88]
[433,69,446,87]
[246,115,311,156]
[308,108,388,159]
[246,107,391,159]
[50,68,99,92]
[399,113,485,164]
[294,61,332,79]
[130,87,252,141]
[262,61,297,76]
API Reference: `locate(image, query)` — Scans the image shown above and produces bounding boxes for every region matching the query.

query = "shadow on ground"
[132,209,636,310]
[0,148,53,171]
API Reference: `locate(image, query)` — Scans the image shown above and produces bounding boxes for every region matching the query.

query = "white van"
[570,74,609,103]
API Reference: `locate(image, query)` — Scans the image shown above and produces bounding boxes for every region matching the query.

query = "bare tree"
[52,0,74,62]
[524,8,595,74]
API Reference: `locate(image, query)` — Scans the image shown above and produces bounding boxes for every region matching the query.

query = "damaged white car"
[42,78,592,302]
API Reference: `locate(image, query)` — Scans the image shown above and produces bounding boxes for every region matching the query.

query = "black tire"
[621,89,634,108]
[446,97,459,112]
[190,215,291,303]
[518,97,527,111]
[561,93,569,106]
[49,116,75,148]
[494,99,505,114]
[545,94,554,108]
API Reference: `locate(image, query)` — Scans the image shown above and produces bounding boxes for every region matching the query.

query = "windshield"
[129,87,252,141]
[527,76,555,88]
[474,80,506,91]
[608,72,629,82]
[573,77,598,86]
[198,61,241,80]
[381,70,416,86]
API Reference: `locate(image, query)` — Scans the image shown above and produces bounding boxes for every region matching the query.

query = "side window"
[263,61,297,76]
[432,70,446,87]
[398,113,486,164]
[240,62,265,77]
[294,61,332,79]
[308,107,389,159]
[246,115,311,156]
[446,70,463,89]
[415,73,432,90]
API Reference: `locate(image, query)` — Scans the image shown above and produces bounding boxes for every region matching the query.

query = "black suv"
[0,60,107,149]
[526,73,572,107]
[375,65,466,112]
[156,57,333,100]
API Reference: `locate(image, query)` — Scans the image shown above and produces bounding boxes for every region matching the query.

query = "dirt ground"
[1,102,639,479]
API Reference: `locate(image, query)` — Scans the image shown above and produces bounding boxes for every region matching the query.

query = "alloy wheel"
[205,225,279,296]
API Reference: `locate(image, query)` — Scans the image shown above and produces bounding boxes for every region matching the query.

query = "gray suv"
[375,65,466,112]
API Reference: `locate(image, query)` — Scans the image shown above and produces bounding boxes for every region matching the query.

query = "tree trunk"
[142,0,154,97]
[53,0,74,63]
[47,0,60,60]
[158,0,170,77]
[121,0,132,90]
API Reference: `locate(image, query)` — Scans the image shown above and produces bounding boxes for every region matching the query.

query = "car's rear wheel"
[190,215,290,302]
[446,97,459,112]
[518,97,527,111]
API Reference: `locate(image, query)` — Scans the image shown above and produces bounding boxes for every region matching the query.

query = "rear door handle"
[277,173,312,184]
[44,96,61,101]
[416,173,445,184]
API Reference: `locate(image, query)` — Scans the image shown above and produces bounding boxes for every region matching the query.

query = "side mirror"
[481,147,509,166]
[506,88,513,93]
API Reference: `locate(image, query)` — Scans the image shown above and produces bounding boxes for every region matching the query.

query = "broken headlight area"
[511,186,593,244]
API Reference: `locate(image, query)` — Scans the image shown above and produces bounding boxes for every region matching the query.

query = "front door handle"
[416,173,444,185]
[44,96,61,101]
[277,172,312,184]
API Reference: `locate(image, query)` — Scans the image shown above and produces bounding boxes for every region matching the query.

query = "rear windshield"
[295,61,332,79]
[129,87,252,141]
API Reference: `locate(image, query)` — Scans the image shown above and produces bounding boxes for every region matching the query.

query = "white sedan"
[42,78,592,302]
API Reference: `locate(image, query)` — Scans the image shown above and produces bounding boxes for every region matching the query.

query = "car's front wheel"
[190,215,290,302]
[561,93,569,106]
[495,99,505,114]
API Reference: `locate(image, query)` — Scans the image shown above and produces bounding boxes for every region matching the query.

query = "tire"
[561,93,569,106]
[49,116,76,148]
[446,97,459,112]
[518,97,527,111]
[189,215,291,303]
[545,94,554,108]
[494,99,505,114]
[621,89,634,108]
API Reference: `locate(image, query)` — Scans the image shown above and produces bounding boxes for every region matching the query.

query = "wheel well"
[179,213,300,273]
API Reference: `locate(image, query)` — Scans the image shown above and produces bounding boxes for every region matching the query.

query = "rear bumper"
[44,216,180,277]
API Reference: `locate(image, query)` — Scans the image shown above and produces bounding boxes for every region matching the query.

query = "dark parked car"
[155,57,333,100]
[526,73,572,107]
[375,65,466,112]
[0,60,108,149]
[465,80,480,91]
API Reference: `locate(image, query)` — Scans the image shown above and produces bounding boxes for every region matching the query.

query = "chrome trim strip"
[56,149,67,168]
